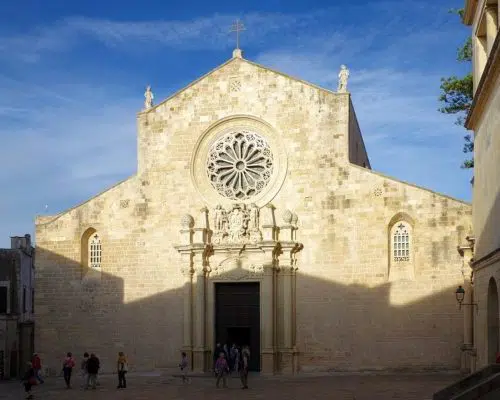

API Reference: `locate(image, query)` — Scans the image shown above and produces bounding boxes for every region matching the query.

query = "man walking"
[85,353,100,390]
[239,346,250,389]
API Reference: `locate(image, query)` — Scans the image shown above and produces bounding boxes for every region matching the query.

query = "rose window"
[206,131,274,200]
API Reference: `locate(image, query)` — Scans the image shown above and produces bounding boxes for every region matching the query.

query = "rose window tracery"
[206,131,274,200]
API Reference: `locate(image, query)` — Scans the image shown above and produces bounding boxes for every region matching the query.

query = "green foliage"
[438,7,474,169]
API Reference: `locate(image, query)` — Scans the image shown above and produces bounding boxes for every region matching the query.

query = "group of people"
[21,344,250,398]
[20,351,128,399]
[212,342,251,389]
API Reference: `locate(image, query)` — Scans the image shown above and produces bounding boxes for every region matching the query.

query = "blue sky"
[0,0,472,247]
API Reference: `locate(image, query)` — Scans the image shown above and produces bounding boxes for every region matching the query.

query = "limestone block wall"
[471,265,500,368]
[269,163,471,372]
[35,55,472,374]
[473,72,500,259]
[347,101,370,168]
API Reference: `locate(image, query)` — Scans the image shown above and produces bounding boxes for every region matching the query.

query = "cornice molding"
[463,0,478,25]
[471,246,500,271]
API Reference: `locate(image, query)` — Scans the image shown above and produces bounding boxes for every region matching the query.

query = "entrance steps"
[433,364,500,399]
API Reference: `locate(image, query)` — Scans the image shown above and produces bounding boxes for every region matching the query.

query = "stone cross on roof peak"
[230,19,245,58]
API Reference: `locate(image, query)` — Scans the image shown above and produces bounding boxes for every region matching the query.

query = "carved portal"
[175,203,303,375]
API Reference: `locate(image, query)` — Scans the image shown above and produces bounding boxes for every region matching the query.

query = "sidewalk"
[0,370,459,400]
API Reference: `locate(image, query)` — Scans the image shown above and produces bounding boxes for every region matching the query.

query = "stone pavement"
[0,371,458,400]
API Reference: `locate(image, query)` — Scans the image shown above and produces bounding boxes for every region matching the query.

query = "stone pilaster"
[192,260,207,372]
[261,261,276,374]
[181,259,193,369]
[458,236,476,374]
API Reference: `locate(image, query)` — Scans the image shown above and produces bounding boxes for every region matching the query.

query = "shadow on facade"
[33,245,463,376]
[474,189,500,258]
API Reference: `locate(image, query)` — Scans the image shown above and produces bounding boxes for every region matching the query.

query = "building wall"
[472,71,500,259]
[35,56,471,374]
[347,100,370,168]
[465,0,500,371]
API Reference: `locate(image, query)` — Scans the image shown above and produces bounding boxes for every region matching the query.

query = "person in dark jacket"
[22,362,36,399]
[85,353,100,390]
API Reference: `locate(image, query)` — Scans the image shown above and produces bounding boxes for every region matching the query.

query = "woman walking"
[62,352,76,389]
[22,362,36,399]
[116,351,128,389]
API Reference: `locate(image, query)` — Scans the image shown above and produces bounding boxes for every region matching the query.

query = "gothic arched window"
[89,233,102,269]
[391,222,411,262]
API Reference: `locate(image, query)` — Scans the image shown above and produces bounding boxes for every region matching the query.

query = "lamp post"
[455,285,479,313]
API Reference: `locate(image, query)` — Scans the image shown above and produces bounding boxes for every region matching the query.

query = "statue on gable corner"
[337,65,349,93]
[144,85,154,109]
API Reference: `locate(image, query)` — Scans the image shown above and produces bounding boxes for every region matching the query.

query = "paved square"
[0,371,457,400]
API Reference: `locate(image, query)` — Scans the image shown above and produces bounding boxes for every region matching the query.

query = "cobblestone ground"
[0,371,457,400]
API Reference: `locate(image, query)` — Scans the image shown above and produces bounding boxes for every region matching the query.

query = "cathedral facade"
[35,50,472,375]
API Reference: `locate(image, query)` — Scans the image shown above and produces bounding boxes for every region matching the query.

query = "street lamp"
[455,285,478,313]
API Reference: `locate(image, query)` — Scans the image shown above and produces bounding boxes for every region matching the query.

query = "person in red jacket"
[31,353,44,384]
[496,352,500,363]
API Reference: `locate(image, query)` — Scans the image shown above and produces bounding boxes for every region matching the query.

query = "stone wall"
[473,70,500,259]
[35,55,471,374]
[347,100,370,168]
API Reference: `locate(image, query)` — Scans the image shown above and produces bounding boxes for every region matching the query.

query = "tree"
[438,8,474,169]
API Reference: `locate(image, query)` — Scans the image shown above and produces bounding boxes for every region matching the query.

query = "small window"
[89,234,102,269]
[392,222,411,262]
[31,289,35,313]
[23,287,27,313]
[0,286,7,314]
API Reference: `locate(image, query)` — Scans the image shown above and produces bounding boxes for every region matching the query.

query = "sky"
[0,0,473,247]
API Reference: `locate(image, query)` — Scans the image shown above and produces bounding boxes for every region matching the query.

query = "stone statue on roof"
[144,85,154,110]
[337,65,350,93]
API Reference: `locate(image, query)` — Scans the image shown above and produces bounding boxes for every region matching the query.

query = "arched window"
[89,233,102,269]
[81,228,102,273]
[388,214,414,282]
[392,222,411,262]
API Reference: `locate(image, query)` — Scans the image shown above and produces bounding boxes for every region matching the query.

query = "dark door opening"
[227,327,251,349]
[215,282,260,371]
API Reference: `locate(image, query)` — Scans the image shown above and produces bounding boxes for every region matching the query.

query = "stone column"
[181,260,193,368]
[486,5,499,54]
[261,260,276,374]
[192,260,207,372]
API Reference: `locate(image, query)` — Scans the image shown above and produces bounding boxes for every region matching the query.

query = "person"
[229,344,238,374]
[62,352,76,389]
[213,343,223,375]
[496,352,500,363]
[21,361,36,399]
[239,346,250,389]
[179,351,189,384]
[233,345,240,374]
[116,351,128,389]
[80,352,89,389]
[31,353,44,384]
[85,353,100,390]
[214,352,229,389]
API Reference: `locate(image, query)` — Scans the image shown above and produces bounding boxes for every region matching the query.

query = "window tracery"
[392,222,411,262]
[206,131,274,200]
[89,233,102,269]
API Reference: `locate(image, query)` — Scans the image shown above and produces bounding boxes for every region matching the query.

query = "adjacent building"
[462,0,500,370]
[0,235,35,379]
